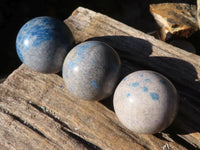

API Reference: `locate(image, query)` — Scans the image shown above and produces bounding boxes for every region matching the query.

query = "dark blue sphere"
[16,16,74,73]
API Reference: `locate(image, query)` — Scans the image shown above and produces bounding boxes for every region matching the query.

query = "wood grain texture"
[0,65,187,150]
[65,7,200,94]
[197,0,200,29]
[149,3,198,41]
[0,7,200,150]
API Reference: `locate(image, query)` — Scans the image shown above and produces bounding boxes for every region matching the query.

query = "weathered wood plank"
[0,65,186,150]
[149,3,198,41]
[0,7,200,150]
[0,85,94,150]
[197,0,200,29]
[0,110,62,150]
[65,7,200,94]
[65,7,200,149]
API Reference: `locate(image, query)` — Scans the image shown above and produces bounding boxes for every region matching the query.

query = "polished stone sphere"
[16,16,74,73]
[113,70,178,134]
[62,41,121,101]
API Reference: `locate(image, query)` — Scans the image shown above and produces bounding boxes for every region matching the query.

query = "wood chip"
[150,3,198,41]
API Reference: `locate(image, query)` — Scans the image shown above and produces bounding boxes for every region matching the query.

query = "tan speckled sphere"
[113,70,178,134]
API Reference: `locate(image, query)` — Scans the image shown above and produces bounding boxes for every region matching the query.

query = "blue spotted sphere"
[62,41,121,101]
[113,70,178,134]
[16,16,74,73]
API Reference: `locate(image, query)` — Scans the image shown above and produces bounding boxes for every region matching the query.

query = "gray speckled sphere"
[113,70,178,134]
[16,16,74,73]
[62,41,121,101]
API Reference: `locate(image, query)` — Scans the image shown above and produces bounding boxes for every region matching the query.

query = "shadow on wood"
[1,7,200,150]
[88,36,200,93]
[88,35,200,136]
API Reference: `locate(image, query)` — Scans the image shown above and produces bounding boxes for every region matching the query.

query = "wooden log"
[0,111,64,150]
[0,65,187,150]
[149,3,198,41]
[65,7,200,95]
[0,7,200,149]
[197,0,200,29]
[0,84,94,150]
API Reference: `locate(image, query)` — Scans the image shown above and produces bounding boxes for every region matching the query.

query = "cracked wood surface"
[0,7,200,150]
[149,3,198,41]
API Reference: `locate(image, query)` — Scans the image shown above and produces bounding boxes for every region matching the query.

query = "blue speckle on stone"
[77,45,87,56]
[126,93,130,98]
[144,78,151,83]
[16,16,74,73]
[130,82,139,87]
[67,58,77,74]
[142,86,148,92]
[150,92,159,101]
[65,72,69,79]
[67,46,90,74]
[77,41,96,56]
[66,55,85,74]
[16,47,24,62]
[68,87,73,93]
[31,25,51,47]
[140,74,143,77]
[75,56,83,64]
[17,17,56,51]
[122,77,127,81]
[62,41,121,101]
[91,80,98,89]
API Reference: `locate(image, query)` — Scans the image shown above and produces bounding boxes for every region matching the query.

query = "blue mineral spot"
[77,45,87,56]
[18,16,72,53]
[126,93,130,98]
[67,54,85,74]
[91,80,98,89]
[144,78,151,83]
[17,33,22,42]
[16,48,24,62]
[68,87,73,93]
[31,24,52,47]
[75,56,83,64]
[140,74,143,77]
[150,92,159,101]
[65,72,69,79]
[67,58,77,74]
[122,77,127,81]
[77,42,96,56]
[130,82,139,87]
[142,86,148,92]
